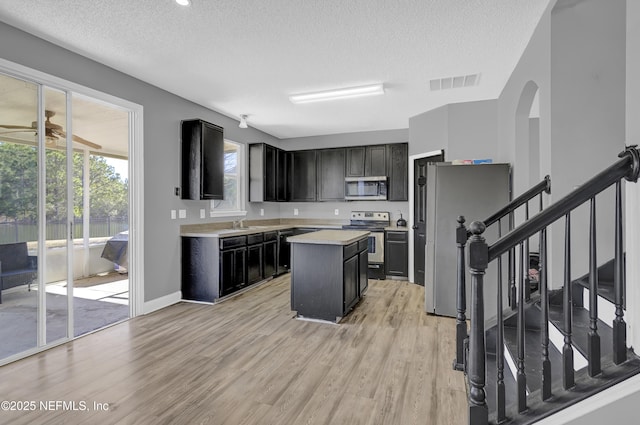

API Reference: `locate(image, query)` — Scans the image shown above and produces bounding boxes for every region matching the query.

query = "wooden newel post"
[468,221,488,425]
[453,215,468,371]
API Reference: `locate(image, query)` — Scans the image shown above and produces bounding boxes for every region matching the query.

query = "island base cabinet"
[290,235,368,323]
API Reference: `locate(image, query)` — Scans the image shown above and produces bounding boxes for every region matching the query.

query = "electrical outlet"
[200,209,205,219]
[179,209,186,219]
[171,210,177,220]
[293,208,299,216]
[260,208,264,216]
[334,209,339,216]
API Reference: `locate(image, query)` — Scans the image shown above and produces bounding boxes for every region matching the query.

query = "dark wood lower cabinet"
[183,231,288,303]
[359,249,369,293]
[290,235,368,322]
[220,247,246,296]
[384,230,408,277]
[247,244,263,285]
[343,255,359,312]
[264,239,277,278]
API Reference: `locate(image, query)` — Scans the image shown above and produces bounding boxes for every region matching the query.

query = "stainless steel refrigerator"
[424,162,510,319]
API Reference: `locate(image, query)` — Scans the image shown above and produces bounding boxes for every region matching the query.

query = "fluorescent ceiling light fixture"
[289,84,385,104]
[175,0,190,6]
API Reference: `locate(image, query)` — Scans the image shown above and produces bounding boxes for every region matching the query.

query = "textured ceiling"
[0,0,550,140]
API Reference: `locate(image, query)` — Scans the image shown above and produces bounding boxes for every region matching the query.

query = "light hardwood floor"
[0,276,467,425]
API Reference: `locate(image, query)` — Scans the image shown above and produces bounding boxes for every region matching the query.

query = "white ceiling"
[0,0,550,140]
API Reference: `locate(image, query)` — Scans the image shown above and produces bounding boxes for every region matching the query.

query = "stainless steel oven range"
[342,211,389,279]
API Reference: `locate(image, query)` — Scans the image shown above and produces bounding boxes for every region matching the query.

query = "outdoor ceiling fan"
[0,110,102,150]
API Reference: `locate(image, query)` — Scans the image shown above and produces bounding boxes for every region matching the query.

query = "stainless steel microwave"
[344,176,388,200]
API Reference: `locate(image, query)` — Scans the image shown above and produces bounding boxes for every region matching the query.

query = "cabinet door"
[263,240,277,278]
[385,231,408,276]
[387,143,409,201]
[276,148,288,201]
[234,247,247,289]
[343,255,359,313]
[264,144,277,201]
[247,244,263,285]
[220,250,236,296]
[346,147,366,177]
[365,145,387,176]
[359,249,369,294]
[317,148,346,201]
[288,150,317,201]
[181,119,224,200]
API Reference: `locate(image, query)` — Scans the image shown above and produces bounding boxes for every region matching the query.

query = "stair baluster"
[613,180,627,364]
[509,211,516,310]
[517,241,527,413]
[587,197,601,377]
[496,220,506,423]
[562,213,575,389]
[468,222,489,425]
[540,228,552,400]
[454,215,468,371]
[524,203,531,301]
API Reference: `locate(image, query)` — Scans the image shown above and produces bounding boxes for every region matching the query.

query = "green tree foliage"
[0,142,128,222]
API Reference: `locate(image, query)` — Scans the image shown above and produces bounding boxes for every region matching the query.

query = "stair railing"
[466,146,640,425]
[454,175,551,372]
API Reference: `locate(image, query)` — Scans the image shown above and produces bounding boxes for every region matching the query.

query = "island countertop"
[287,230,370,246]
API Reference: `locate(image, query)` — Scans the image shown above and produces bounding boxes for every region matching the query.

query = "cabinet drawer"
[358,238,368,252]
[220,235,247,250]
[344,242,358,259]
[385,231,407,242]
[263,231,278,242]
[247,233,264,245]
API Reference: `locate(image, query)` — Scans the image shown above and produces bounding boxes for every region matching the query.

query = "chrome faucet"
[232,218,246,230]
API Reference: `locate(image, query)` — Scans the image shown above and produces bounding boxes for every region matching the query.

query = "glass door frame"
[0,57,144,363]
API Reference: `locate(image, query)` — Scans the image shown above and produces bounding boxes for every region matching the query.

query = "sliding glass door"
[0,70,131,364]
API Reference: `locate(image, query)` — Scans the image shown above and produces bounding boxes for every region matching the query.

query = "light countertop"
[287,230,370,246]
[181,223,341,238]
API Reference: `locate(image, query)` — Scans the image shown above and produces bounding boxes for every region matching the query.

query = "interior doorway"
[410,150,444,286]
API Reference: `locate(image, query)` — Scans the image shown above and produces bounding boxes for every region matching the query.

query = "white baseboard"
[143,290,182,314]
[535,373,640,425]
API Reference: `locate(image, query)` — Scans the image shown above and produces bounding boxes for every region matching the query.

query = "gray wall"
[409,100,499,162]
[0,21,281,302]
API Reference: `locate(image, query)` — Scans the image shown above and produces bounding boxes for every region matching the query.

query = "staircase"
[454,146,640,424]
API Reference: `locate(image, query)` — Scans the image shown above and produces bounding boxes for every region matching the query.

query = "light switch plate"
[200,209,205,219]
[179,209,186,219]
[293,208,299,216]
[171,210,177,220]
[334,209,339,215]
[260,208,264,216]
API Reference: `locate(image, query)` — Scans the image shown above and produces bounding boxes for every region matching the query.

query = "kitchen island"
[288,230,369,323]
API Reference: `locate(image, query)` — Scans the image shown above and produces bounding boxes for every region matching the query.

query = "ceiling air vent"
[430,73,480,91]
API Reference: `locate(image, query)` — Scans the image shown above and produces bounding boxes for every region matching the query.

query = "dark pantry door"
[413,152,444,286]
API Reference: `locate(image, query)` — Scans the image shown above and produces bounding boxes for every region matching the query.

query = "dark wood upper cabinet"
[181,119,224,200]
[365,145,387,177]
[346,147,366,177]
[288,150,317,201]
[387,143,409,201]
[276,148,288,201]
[317,148,346,201]
[249,143,286,202]
[346,145,387,177]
